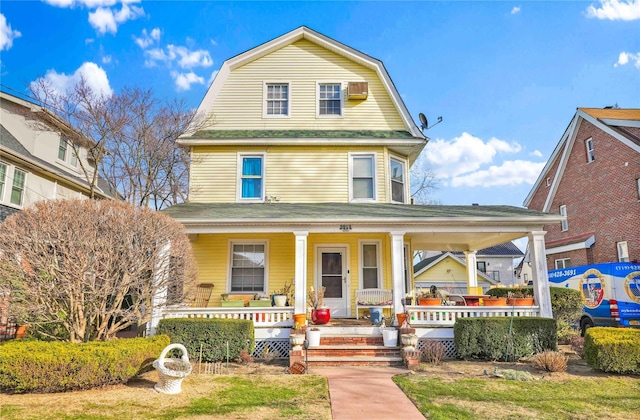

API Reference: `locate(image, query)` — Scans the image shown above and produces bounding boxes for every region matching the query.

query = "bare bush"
[422,340,446,366]
[570,335,585,358]
[532,350,568,372]
[0,199,197,342]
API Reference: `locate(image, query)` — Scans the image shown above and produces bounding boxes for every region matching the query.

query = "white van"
[547,262,640,335]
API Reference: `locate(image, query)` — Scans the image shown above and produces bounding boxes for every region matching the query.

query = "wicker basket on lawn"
[153,343,193,394]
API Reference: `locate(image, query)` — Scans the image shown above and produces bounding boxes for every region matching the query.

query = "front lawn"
[395,366,639,419]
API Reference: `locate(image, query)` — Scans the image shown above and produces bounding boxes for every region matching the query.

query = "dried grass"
[532,350,568,372]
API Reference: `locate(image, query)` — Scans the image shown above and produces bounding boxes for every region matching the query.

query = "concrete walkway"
[313,366,425,420]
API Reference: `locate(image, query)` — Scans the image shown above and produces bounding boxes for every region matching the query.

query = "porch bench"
[355,288,393,319]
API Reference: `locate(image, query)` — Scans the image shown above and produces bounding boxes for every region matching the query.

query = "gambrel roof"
[186,26,426,140]
[523,107,640,210]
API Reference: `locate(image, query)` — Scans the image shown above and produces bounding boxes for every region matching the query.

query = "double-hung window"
[555,258,571,269]
[350,153,376,201]
[390,157,405,203]
[57,138,78,167]
[264,83,289,117]
[585,138,595,162]
[361,242,381,289]
[230,242,267,293]
[238,153,264,201]
[11,168,26,206]
[0,162,6,201]
[559,204,568,231]
[318,83,342,116]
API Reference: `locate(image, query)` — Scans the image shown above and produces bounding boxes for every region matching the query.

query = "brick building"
[524,107,640,269]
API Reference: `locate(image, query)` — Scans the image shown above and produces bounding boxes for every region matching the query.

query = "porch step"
[304,331,402,367]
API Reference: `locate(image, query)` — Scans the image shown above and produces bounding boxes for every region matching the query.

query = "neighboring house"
[163,26,562,320]
[524,108,640,269]
[414,242,524,292]
[0,90,113,221]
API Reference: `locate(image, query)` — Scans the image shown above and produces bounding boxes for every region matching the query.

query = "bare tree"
[410,165,440,205]
[0,199,197,342]
[30,79,199,208]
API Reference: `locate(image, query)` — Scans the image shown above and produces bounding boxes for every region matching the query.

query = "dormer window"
[318,83,342,117]
[57,138,78,167]
[390,157,405,203]
[264,82,289,117]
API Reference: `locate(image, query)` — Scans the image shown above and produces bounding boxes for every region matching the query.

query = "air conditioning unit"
[347,82,368,100]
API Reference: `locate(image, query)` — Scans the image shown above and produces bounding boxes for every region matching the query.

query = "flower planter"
[293,313,307,328]
[508,297,535,306]
[418,297,442,306]
[273,295,287,307]
[221,300,245,307]
[397,313,409,328]
[15,325,28,339]
[483,297,507,306]
[400,333,418,350]
[307,328,321,346]
[311,307,330,325]
[382,328,398,347]
[289,334,306,350]
[153,343,192,395]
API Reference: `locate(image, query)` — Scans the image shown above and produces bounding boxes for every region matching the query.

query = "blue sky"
[1,0,639,208]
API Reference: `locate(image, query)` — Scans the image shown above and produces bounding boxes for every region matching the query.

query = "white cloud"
[424,132,522,178]
[44,1,121,8]
[171,71,205,91]
[586,0,640,21]
[134,28,161,49]
[0,13,21,51]
[451,160,546,188]
[102,55,112,64]
[614,51,640,68]
[145,44,213,69]
[31,62,113,98]
[88,2,144,35]
[511,6,521,15]
[530,150,543,158]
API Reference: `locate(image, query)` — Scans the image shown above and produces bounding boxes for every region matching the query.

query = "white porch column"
[529,230,553,318]
[464,251,478,294]
[293,231,309,316]
[389,231,406,323]
[147,240,170,337]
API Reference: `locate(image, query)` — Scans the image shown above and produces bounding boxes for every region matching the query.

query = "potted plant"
[507,290,535,306]
[379,317,398,347]
[417,285,442,306]
[307,327,321,346]
[307,286,330,324]
[482,296,507,306]
[271,281,294,307]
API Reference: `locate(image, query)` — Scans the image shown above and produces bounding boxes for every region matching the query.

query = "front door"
[317,247,348,317]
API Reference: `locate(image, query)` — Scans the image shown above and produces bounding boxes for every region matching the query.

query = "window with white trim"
[546,177,551,187]
[11,168,26,206]
[57,138,78,167]
[361,242,380,289]
[390,157,405,203]
[350,153,376,201]
[585,138,595,162]
[318,83,342,116]
[0,162,6,201]
[264,83,289,117]
[555,258,571,269]
[238,153,264,201]
[617,241,630,262]
[230,242,266,292]
[559,204,568,231]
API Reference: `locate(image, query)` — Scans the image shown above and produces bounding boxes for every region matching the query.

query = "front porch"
[158,303,541,364]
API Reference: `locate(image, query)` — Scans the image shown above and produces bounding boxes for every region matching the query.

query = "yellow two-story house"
[164,27,561,320]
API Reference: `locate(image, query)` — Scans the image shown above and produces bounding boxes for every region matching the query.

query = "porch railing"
[406,305,541,327]
[161,306,295,328]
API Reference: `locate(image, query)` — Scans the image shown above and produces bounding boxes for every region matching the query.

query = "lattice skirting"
[417,338,457,359]
[252,338,289,360]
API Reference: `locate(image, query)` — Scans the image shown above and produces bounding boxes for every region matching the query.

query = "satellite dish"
[418,113,443,131]
[419,113,428,131]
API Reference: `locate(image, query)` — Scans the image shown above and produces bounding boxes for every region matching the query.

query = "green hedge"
[584,327,640,374]
[156,318,254,362]
[454,317,557,361]
[0,335,169,394]
[486,287,582,341]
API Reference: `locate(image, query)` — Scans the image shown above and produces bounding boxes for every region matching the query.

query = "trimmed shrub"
[0,335,169,394]
[486,287,582,342]
[584,327,640,374]
[454,317,557,361]
[156,318,254,362]
[532,350,568,372]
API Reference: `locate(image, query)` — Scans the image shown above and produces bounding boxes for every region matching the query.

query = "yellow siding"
[414,256,492,286]
[189,145,392,203]
[205,40,405,131]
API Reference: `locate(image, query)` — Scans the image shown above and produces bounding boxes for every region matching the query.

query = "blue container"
[370,307,383,324]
